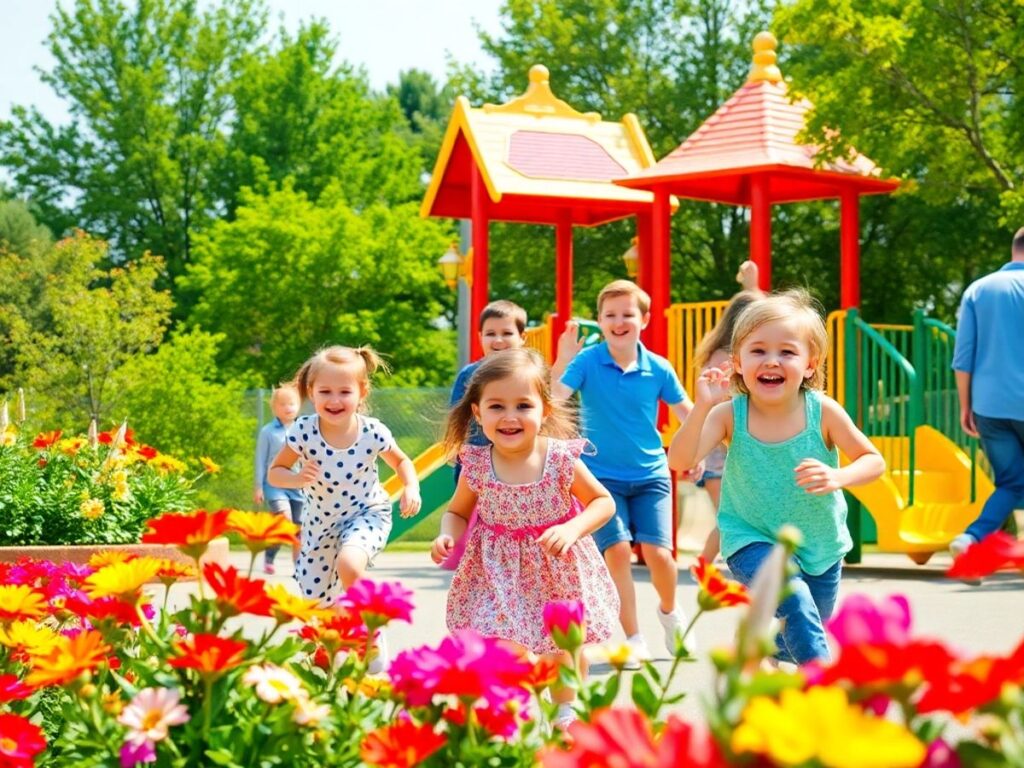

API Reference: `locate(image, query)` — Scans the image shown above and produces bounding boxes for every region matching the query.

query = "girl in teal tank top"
[669,290,884,663]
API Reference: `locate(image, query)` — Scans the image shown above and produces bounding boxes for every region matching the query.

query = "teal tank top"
[718,390,852,575]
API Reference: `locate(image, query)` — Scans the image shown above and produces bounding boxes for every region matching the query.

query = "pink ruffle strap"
[457,444,490,493]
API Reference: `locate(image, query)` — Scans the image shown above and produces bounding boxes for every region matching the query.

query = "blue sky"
[0,0,505,125]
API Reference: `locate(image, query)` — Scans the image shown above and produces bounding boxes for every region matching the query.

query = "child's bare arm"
[668,402,729,472]
[551,320,583,400]
[431,476,478,564]
[268,445,319,488]
[536,460,614,556]
[381,444,422,518]
[795,397,885,495]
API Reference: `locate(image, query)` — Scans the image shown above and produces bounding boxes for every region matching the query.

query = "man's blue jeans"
[726,542,841,664]
[966,414,1024,541]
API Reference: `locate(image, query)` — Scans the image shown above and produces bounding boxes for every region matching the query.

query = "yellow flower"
[0,621,60,657]
[266,584,331,624]
[88,550,136,568]
[80,497,105,520]
[0,585,49,622]
[85,557,162,601]
[199,456,221,474]
[57,437,87,455]
[342,675,392,697]
[1,426,18,447]
[149,453,187,474]
[732,686,925,768]
[590,642,633,671]
[111,469,131,501]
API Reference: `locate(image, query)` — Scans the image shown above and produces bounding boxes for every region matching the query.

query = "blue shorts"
[592,476,673,553]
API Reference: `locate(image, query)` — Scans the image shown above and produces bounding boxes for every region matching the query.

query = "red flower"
[540,708,727,768]
[142,510,230,559]
[947,532,1024,580]
[917,638,1024,715]
[818,639,958,690]
[340,579,414,628]
[31,431,61,450]
[202,564,273,618]
[136,445,158,461]
[691,556,750,610]
[301,608,369,656]
[97,427,135,446]
[360,719,446,768]
[64,595,143,627]
[169,634,247,677]
[0,713,46,766]
[0,676,33,704]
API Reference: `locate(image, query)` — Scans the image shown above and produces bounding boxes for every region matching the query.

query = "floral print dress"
[446,438,620,654]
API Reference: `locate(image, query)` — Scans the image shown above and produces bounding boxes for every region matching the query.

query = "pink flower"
[339,579,414,629]
[543,600,586,652]
[120,738,156,767]
[117,688,190,744]
[826,594,911,649]
[920,738,961,768]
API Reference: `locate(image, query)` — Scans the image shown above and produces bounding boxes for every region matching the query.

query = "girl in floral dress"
[431,348,620,728]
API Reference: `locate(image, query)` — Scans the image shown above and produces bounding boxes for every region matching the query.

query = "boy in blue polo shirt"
[552,280,697,666]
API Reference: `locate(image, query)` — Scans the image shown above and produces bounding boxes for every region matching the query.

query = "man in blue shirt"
[950,227,1024,556]
[553,280,699,667]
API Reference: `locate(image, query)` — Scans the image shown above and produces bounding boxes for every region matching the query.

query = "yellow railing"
[824,310,847,407]
[665,300,729,433]
[524,316,555,364]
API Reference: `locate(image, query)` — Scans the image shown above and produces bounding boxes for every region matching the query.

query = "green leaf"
[630,673,661,718]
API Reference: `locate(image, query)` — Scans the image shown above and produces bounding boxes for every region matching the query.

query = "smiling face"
[271,388,300,425]
[471,371,547,455]
[733,317,816,404]
[598,293,649,354]
[309,363,366,427]
[480,316,526,356]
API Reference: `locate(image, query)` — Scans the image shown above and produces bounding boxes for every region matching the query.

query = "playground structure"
[397,32,992,562]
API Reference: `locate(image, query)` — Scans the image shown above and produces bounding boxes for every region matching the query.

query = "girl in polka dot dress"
[431,348,620,728]
[269,346,421,604]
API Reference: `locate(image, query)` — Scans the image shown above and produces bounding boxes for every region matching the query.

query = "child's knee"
[335,548,369,585]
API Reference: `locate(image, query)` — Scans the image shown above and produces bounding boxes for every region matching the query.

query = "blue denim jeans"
[967,414,1024,541]
[726,542,841,664]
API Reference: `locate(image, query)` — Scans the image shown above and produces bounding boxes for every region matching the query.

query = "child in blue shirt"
[552,280,698,667]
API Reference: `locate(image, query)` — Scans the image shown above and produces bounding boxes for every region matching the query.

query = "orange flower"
[31,430,61,450]
[202,564,273,618]
[88,550,136,569]
[199,456,221,474]
[154,559,196,585]
[169,634,248,677]
[522,655,562,691]
[227,510,300,553]
[25,630,110,687]
[0,585,48,623]
[85,557,161,602]
[266,584,330,624]
[360,719,446,768]
[691,556,750,610]
[142,509,230,559]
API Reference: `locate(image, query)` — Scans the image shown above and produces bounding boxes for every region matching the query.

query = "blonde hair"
[443,348,577,461]
[693,290,762,370]
[293,345,388,406]
[730,289,828,393]
[270,382,300,405]
[597,279,651,315]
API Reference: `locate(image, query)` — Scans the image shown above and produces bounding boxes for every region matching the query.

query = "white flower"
[117,687,190,744]
[292,695,330,726]
[242,663,305,704]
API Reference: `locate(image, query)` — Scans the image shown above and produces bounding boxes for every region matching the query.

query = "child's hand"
[399,487,422,518]
[555,321,584,363]
[536,523,578,557]
[694,363,733,407]
[795,458,841,495]
[296,460,322,486]
[431,534,454,564]
[679,460,705,484]
[253,488,264,505]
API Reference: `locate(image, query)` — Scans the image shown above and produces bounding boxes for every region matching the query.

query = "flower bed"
[0,516,1022,766]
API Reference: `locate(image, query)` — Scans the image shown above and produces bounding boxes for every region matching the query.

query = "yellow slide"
[383,443,454,542]
[843,426,993,560]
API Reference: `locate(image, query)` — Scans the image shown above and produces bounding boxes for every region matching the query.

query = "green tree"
[182,184,456,386]
[6,232,172,427]
[0,0,265,281]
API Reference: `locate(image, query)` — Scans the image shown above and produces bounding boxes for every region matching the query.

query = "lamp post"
[621,237,639,279]
[437,228,475,368]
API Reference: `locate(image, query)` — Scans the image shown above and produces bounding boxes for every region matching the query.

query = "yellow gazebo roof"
[421,65,669,226]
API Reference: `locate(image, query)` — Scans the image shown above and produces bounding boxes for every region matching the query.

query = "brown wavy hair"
[293,345,389,409]
[443,348,577,461]
[693,290,763,371]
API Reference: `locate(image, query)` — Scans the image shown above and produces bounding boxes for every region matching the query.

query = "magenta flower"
[543,600,586,652]
[120,738,157,767]
[920,739,961,768]
[339,579,414,629]
[826,594,911,649]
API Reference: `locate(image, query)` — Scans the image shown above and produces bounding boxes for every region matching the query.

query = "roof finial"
[748,31,782,85]
[482,63,601,121]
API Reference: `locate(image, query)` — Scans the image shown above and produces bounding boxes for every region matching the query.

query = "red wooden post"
[554,213,573,342]
[750,175,772,291]
[840,190,861,308]
[470,166,489,361]
[648,189,672,358]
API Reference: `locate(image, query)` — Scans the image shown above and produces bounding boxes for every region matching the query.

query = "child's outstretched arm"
[795,397,885,495]
[431,475,478,564]
[668,365,733,472]
[536,461,614,557]
[551,320,583,400]
[268,445,320,489]
[381,445,422,518]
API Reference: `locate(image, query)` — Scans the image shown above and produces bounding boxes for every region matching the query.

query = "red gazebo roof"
[617,34,900,203]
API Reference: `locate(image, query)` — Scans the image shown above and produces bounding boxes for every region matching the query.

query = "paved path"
[164,547,1024,720]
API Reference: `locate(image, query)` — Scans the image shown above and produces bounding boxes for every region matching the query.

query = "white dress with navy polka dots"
[286,414,394,603]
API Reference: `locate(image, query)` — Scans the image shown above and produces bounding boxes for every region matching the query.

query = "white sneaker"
[623,634,652,671]
[553,702,577,732]
[367,630,389,675]
[657,606,697,656]
[949,533,976,559]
